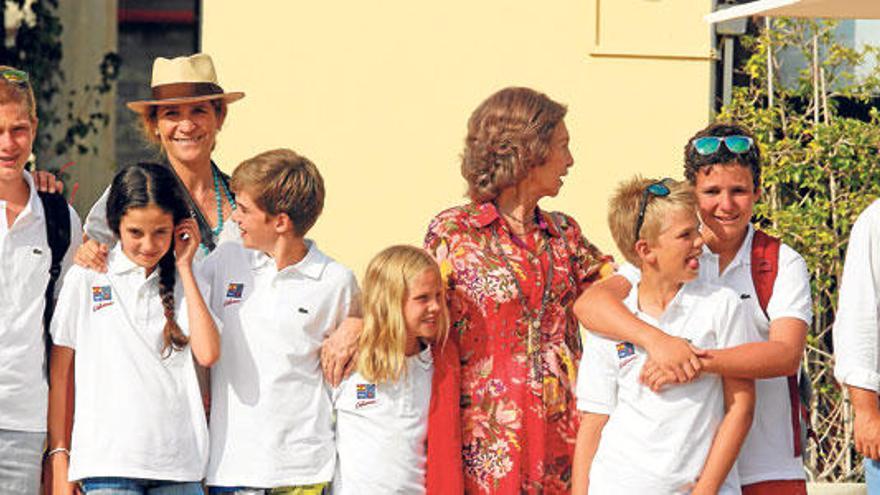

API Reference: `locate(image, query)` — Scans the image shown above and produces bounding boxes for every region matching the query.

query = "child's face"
[231,188,277,251]
[403,268,444,341]
[0,102,35,183]
[118,205,175,271]
[647,208,703,284]
[694,163,759,243]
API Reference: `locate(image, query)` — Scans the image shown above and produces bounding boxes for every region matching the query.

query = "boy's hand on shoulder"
[74,237,109,273]
[855,409,880,460]
[641,333,705,388]
[321,317,363,387]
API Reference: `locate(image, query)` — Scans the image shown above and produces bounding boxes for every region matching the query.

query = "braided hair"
[106,163,191,356]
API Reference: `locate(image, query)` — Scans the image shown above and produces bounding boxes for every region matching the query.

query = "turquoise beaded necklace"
[200,166,236,255]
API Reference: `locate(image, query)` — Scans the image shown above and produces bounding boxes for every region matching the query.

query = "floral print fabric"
[424,202,610,494]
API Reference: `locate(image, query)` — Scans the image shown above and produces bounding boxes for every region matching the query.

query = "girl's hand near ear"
[174,218,201,269]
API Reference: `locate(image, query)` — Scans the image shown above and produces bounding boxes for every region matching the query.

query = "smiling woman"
[79,53,245,269]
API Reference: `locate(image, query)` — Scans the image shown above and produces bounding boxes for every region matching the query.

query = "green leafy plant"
[721,17,880,481]
[0,0,119,176]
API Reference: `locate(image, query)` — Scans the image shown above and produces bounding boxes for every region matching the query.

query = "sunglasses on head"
[692,135,753,155]
[0,69,29,85]
[634,179,672,240]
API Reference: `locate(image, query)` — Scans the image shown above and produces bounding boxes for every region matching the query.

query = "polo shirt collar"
[107,243,156,280]
[411,343,433,371]
[253,239,329,280]
[3,171,43,228]
[625,279,693,322]
[470,202,561,238]
[702,224,755,275]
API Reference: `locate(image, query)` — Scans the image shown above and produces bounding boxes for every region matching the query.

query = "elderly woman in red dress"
[424,87,612,494]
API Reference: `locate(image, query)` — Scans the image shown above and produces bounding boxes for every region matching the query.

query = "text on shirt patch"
[91,285,113,311]
[224,283,244,307]
[355,383,378,409]
[616,341,637,368]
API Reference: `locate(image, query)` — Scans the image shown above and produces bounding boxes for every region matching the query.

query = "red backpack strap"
[750,229,780,317]
[751,229,805,457]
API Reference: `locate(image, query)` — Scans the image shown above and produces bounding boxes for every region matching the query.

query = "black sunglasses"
[634,179,672,240]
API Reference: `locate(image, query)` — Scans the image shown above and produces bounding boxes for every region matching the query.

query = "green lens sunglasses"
[692,135,753,155]
[634,178,672,240]
[0,69,29,85]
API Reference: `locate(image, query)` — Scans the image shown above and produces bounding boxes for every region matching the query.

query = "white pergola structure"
[706,0,880,23]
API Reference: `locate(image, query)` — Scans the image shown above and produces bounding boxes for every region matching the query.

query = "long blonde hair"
[357,245,449,384]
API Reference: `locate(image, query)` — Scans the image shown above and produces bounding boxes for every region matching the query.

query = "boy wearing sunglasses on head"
[574,123,813,495]
[571,176,755,494]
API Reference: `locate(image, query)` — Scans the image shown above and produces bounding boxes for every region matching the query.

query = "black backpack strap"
[38,191,71,379]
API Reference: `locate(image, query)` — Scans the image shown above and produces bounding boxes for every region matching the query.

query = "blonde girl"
[333,245,448,495]
[46,163,220,494]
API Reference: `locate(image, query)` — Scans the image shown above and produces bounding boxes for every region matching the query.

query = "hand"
[73,238,109,273]
[641,334,705,386]
[855,410,880,460]
[639,360,682,392]
[173,218,202,268]
[321,317,363,386]
[33,170,64,194]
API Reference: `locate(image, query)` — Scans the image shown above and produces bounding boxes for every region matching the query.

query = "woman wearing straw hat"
[76,53,244,267]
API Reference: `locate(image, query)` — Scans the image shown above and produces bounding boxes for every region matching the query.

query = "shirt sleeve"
[555,213,613,293]
[615,262,642,287]
[576,332,618,414]
[834,202,880,391]
[766,245,813,326]
[83,185,116,246]
[49,266,86,349]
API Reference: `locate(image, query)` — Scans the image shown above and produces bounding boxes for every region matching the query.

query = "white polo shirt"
[201,241,359,488]
[333,346,433,495]
[0,170,82,433]
[50,245,208,482]
[835,199,880,391]
[700,226,812,484]
[578,279,752,495]
[615,225,812,484]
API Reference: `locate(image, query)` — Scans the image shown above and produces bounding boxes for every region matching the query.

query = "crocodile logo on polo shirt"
[91,285,113,312]
[224,283,244,307]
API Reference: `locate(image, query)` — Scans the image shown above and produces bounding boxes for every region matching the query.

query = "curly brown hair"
[461,87,567,203]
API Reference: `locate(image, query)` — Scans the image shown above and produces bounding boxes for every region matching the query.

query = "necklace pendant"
[532,319,541,329]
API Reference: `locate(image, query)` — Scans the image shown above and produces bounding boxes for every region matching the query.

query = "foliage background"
[721,18,880,481]
[0,0,118,183]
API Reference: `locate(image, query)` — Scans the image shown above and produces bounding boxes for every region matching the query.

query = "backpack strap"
[38,191,71,381]
[751,229,806,457]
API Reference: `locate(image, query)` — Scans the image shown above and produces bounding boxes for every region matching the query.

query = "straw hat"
[126,53,245,113]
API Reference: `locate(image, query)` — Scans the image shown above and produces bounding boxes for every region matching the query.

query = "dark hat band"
[151,82,224,100]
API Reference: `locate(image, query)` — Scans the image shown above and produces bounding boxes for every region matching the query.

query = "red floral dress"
[424,203,610,494]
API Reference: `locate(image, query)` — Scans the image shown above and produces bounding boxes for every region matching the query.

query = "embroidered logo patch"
[226,283,244,298]
[616,342,635,359]
[224,283,244,307]
[92,286,112,302]
[91,286,113,312]
[356,383,376,400]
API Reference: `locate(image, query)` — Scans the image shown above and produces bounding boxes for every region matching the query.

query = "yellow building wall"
[202,0,715,275]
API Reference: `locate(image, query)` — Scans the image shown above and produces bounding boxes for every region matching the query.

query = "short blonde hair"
[0,65,37,122]
[608,176,696,267]
[231,148,325,236]
[461,87,567,203]
[357,245,449,384]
